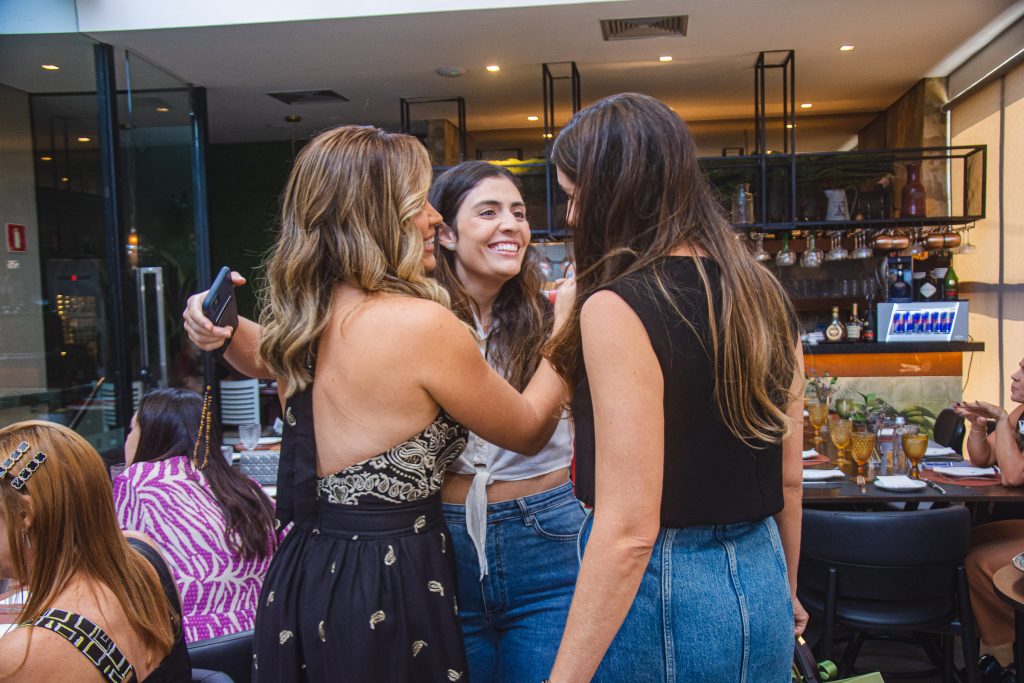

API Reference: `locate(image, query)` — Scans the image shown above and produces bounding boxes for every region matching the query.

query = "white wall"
[74,0,621,32]
[0,83,47,390]
[0,0,79,34]
[951,61,1024,409]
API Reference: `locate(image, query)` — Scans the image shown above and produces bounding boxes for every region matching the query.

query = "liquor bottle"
[889,262,912,301]
[916,272,938,302]
[845,303,863,342]
[944,262,959,300]
[825,306,846,343]
[862,298,876,343]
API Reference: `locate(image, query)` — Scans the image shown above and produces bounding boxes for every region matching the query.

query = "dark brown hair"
[429,161,549,390]
[0,421,175,669]
[133,388,276,562]
[547,93,799,445]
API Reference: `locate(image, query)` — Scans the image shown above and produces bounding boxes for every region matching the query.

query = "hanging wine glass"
[775,233,796,267]
[852,230,873,259]
[825,231,848,261]
[958,224,977,255]
[751,233,772,263]
[801,231,823,269]
[909,229,924,256]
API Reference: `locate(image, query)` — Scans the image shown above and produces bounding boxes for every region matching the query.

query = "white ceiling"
[3,0,1021,150]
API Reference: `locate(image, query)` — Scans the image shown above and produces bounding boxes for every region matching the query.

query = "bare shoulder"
[581,290,643,332]
[0,624,99,681]
[364,294,472,348]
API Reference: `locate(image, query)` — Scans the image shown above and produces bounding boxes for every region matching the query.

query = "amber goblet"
[807,401,829,451]
[831,418,852,464]
[902,433,929,479]
[850,432,877,485]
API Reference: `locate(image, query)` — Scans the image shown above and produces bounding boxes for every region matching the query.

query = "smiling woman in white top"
[430,161,582,683]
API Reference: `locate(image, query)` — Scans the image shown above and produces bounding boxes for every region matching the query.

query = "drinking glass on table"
[831,418,852,464]
[807,401,829,451]
[902,432,929,479]
[850,432,876,485]
[239,423,262,452]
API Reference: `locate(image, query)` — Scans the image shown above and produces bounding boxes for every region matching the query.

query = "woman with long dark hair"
[543,93,806,682]
[431,161,582,682]
[114,387,277,642]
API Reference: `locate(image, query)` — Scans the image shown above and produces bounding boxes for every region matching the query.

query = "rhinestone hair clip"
[0,442,30,480]
[11,451,47,490]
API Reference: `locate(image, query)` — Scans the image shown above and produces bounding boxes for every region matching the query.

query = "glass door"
[120,50,206,401]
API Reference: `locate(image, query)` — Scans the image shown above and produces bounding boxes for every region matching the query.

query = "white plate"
[938,466,997,478]
[874,475,927,491]
[259,436,282,445]
[803,469,845,481]
[802,449,821,459]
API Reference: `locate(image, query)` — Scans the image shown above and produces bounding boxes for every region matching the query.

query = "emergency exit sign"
[6,224,26,253]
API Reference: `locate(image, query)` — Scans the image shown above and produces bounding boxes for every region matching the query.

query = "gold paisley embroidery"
[428,580,445,597]
[447,670,463,681]
[413,515,426,533]
[318,620,326,642]
[266,591,275,606]
[441,531,446,554]
[279,630,293,645]
[412,640,427,657]
[385,545,396,566]
[369,610,386,630]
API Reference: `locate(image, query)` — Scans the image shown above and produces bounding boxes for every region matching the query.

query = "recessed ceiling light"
[840,45,855,51]
[435,65,468,78]
[41,64,60,71]
[800,103,813,109]
[485,65,501,72]
[155,106,170,113]
[543,133,553,139]
[659,56,673,62]
[77,137,91,143]
[61,177,69,182]
[786,124,795,129]
[527,115,539,121]
[40,156,52,161]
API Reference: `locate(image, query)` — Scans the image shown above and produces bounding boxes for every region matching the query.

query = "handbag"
[793,636,885,683]
[240,449,280,485]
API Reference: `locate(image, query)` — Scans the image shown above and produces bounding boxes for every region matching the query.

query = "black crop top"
[572,257,785,527]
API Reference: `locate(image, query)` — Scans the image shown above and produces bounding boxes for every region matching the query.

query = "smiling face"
[411,200,443,273]
[1012,356,1024,404]
[440,176,530,290]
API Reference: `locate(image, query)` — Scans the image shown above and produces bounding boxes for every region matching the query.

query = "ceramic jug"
[824,187,858,221]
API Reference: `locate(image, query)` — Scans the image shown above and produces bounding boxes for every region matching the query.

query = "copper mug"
[872,233,911,250]
[924,232,962,249]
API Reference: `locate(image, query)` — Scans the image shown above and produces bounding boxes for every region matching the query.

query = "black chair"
[188,630,253,683]
[933,407,967,455]
[798,507,979,683]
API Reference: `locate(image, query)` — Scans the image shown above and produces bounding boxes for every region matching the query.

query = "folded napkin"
[803,469,845,481]
[874,475,926,491]
[802,449,821,459]
[925,446,957,457]
[936,466,997,478]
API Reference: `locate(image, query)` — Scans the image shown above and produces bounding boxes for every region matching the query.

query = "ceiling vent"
[266,89,349,105]
[600,15,688,41]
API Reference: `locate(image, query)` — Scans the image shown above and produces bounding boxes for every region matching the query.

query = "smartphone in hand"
[201,266,238,358]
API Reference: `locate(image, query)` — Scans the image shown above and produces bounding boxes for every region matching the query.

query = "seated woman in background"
[0,420,189,681]
[114,387,277,642]
[955,355,1024,659]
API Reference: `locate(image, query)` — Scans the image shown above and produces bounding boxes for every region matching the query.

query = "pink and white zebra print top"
[113,456,272,642]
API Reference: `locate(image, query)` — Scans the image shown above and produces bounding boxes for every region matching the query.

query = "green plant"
[900,405,937,438]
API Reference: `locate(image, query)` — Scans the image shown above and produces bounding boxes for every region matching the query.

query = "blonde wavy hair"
[258,125,449,394]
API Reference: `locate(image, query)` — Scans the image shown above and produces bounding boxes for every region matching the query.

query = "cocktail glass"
[808,401,829,451]
[850,432,876,485]
[831,418,852,464]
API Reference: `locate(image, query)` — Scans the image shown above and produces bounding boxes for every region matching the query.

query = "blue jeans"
[581,514,794,683]
[443,481,585,683]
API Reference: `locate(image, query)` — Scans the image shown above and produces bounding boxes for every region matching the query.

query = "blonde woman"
[197,126,570,681]
[0,421,189,682]
[543,94,806,683]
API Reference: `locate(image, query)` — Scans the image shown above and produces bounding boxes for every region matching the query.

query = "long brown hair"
[132,388,276,561]
[258,125,449,395]
[0,421,175,664]
[547,93,799,445]
[429,161,549,390]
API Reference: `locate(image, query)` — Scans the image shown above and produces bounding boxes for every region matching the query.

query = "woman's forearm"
[548,523,654,683]
[223,316,275,380]
[965,425,995,467]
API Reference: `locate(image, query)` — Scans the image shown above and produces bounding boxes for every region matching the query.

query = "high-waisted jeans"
[443,481,586,683]
[581,513,794,683]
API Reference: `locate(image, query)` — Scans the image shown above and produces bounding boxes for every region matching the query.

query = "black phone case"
[202,266,238,360]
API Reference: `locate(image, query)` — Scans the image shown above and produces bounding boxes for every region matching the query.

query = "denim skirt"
[581,514,793,683]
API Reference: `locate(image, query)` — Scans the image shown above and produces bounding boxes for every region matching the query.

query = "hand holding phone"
[200,266,239,358]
